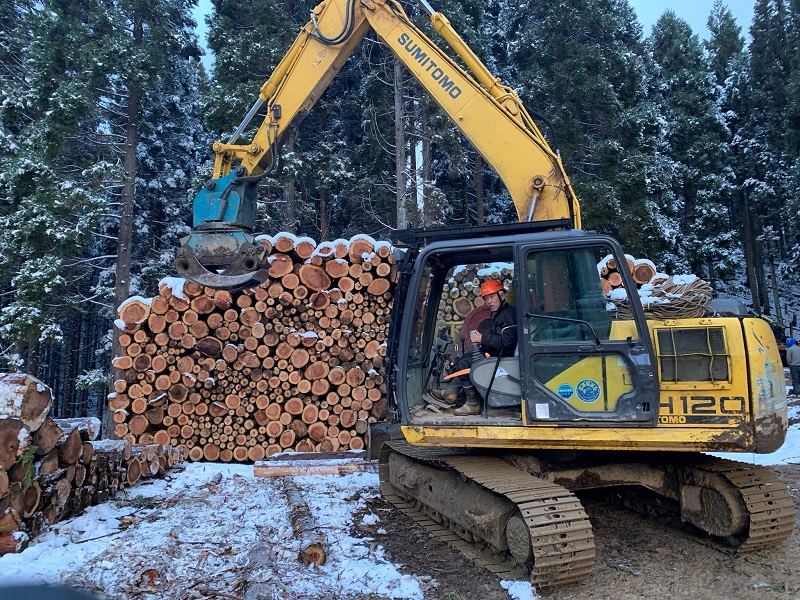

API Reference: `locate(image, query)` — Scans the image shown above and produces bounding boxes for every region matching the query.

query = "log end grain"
[118,297,152,327]
[300,542,328,566]
[299,264,332,292]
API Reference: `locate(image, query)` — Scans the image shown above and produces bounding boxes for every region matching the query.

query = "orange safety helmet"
[480,279,504,297]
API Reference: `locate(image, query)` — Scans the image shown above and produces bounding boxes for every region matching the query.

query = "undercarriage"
[378,441,795,591]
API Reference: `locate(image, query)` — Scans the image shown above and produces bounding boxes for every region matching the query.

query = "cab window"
[526,245,636,343]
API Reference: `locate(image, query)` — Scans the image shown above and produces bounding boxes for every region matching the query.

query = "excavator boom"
[175,0,581,288]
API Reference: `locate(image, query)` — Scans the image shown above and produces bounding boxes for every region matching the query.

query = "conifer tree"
[500,0,659,255]
[705,0,746,89]
[784,0,800,272]
[737,0,794,277]
[131,57,210,293]
[648,11,737,281]
[0,0,205,414]
[412,0,502,227]
[788,0,800,156]
[204,0,346,235]
[0,1,113,371]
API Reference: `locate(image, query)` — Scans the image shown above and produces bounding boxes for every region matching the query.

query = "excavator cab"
[387,222,660,431]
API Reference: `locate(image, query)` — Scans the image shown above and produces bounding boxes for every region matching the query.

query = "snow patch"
[116,295,153,314]
[671,274,698,285]
[157,277,187,300]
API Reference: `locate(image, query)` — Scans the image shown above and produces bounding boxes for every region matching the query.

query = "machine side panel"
[742,317,788,453]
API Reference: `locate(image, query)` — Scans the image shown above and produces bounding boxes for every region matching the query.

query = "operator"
[433,279,518,416]
[787,338,800,396]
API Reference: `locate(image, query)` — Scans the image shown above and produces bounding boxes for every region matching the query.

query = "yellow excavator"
[174,0,794,591]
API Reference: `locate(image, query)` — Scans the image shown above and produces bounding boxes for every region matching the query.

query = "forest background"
[0,0,798,424]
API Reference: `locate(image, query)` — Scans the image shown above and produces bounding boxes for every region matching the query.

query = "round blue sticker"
[576,379,601,403]
[556,384,574,400]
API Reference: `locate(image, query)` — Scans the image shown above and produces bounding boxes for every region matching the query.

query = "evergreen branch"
[75,290,114,306]
[0,56,27,84]
[78,133,128,145]
[94,87,130,100]
[91,232,120,241]
[76,296,114,310]
[65,255,119,267]
[96,103,129,118]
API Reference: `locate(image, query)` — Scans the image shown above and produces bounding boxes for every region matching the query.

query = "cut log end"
[300,542,327,566]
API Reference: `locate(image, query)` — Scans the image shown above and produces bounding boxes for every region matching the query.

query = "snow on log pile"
[111,233,395,462]
[598,254,713,319]
[0,373,184,556]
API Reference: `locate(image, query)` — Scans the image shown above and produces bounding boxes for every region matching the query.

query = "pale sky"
[629,0,755,38]
[192,1,756,69]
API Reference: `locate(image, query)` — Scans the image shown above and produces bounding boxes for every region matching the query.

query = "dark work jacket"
[481,301,517,357]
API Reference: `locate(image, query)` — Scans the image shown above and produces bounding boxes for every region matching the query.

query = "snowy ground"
[2,391,799,600]
[0,458,538,600]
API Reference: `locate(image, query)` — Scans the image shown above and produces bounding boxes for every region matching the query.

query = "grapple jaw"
[175,172,268,291]
[174,234,269,291]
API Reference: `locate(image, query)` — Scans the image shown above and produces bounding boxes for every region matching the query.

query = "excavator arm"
[175,0,581,288]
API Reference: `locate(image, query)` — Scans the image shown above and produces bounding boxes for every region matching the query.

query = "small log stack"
[437,264,513,323]
[0,373,184,556]
[598,254,661,295]
[111,234,396,461]
[598,255,713,319]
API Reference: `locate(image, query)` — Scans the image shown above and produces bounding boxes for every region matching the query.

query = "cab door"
[517,237,659,425]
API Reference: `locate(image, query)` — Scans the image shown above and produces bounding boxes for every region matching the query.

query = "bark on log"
[0,508,22,534]
[0,373,53,432]
[52,418,102,441]
[254,457,372,477]
[0,531,29,556]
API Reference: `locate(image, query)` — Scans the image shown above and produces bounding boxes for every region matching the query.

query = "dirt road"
[358,464,800,600]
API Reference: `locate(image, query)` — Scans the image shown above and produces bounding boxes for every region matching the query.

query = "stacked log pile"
[598,255,713,320]
[0,373,183,556]
[437,264,514,323]
[111,234,395,462]
[598,254,660,296]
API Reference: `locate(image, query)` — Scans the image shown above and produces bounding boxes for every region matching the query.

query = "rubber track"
[690,457,795,551]
[379,441,596,590]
